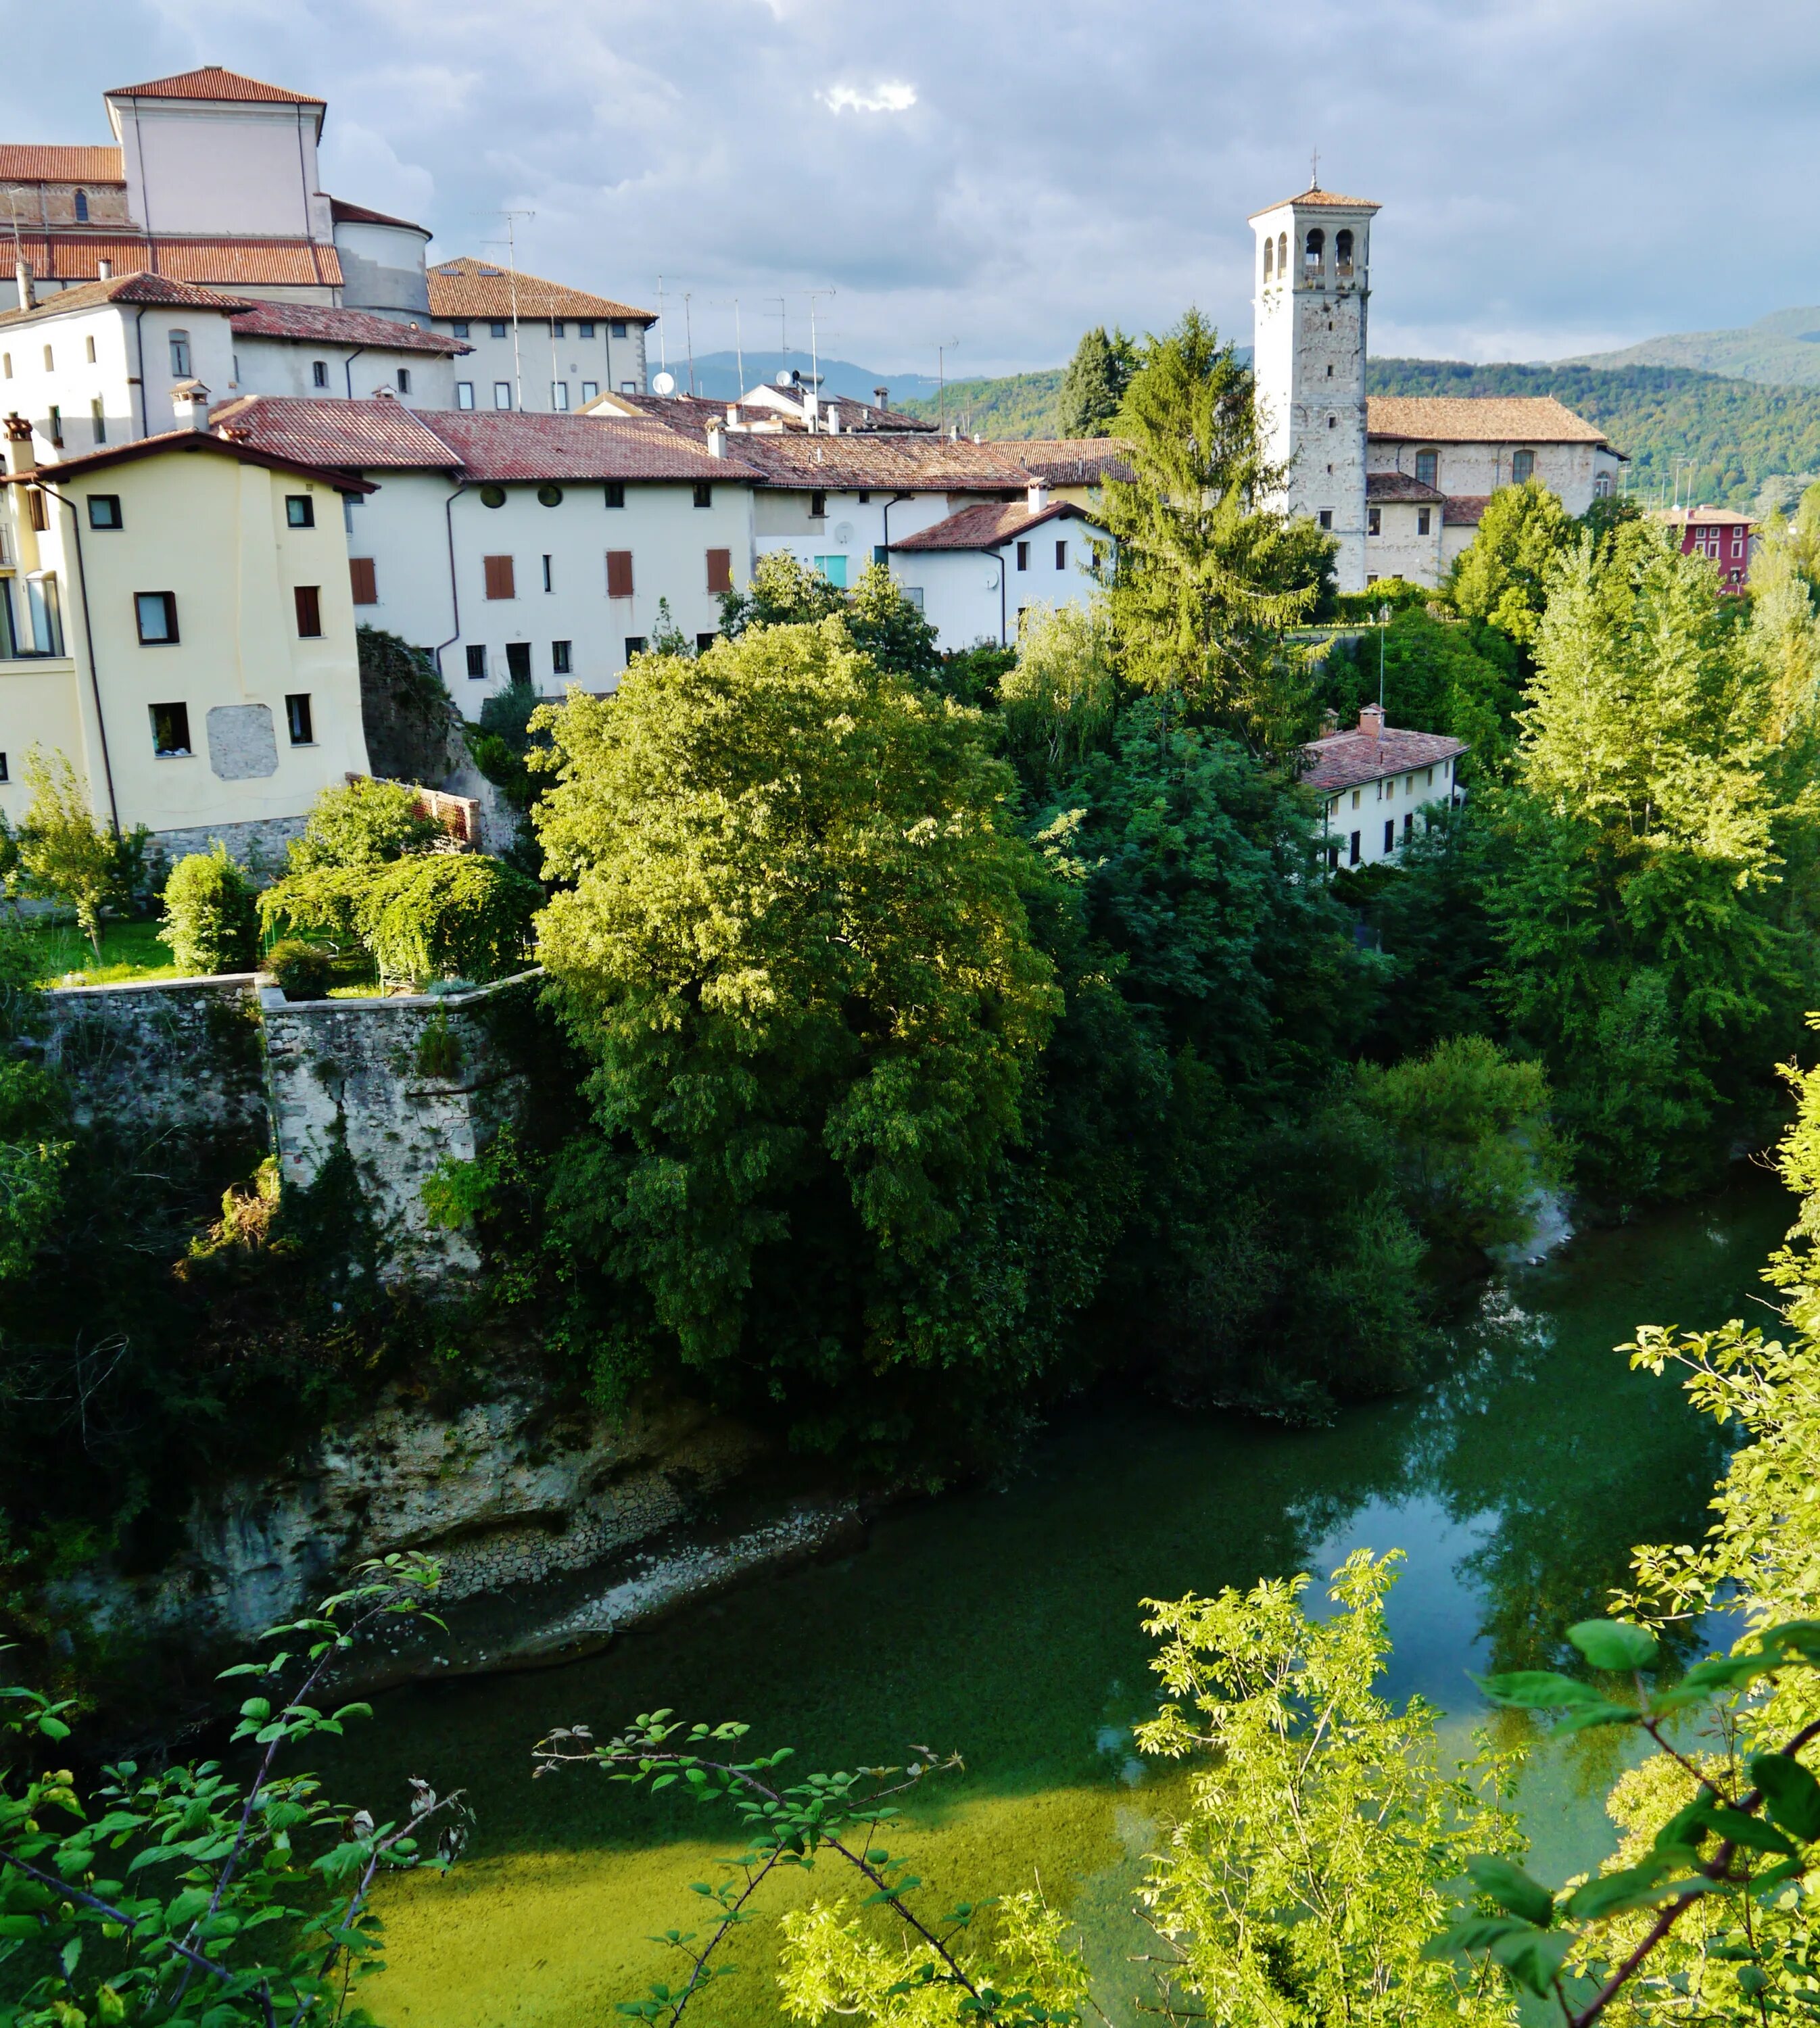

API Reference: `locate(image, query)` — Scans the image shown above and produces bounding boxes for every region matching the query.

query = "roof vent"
[170,378,212,431]
[97,258,113,281]
[15,260,34,313]
[1358,703,1385,739]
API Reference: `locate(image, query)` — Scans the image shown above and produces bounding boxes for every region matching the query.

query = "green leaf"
[1490,1926,1573,1996]
[1566,1861,1676,1921]
[1568,1620,1659,1672]
[1472,1670,1606,1709]
[1552,1699,1647,1733]
[1701,1805,1799,1857]
[1751,1754,1820,1842]
[1466,1854,1554,1927]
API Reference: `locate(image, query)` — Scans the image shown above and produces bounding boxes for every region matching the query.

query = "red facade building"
[1653,506,1755,592]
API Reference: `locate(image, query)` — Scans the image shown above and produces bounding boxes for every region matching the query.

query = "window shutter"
[483,554,516,600]
[705,548,732,594]
[293,585,322,637]
[606,550,634,599]
[349,557,377,604]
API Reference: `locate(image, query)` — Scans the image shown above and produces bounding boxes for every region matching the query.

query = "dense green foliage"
[158,845,259,976]
[899,368,1066,439]
[4,751,151,961]
[1055,324,1137,437]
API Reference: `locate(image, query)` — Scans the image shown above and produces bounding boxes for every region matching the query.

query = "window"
[26,488,45,531]
[552,381,569,410]
[349,557,377,604]
[624,635,646,657]
[87,494,122,530]
[285,494,314,528]
[606,550,634,599]
[813,554,849,588]
[1512,448,1535,483]
[706,548,732,594]
[494,382,512,409]
[604,481,625,508]
[74,189,89,222]
[1318,508,1333,530]
[537,482,563,508]
[901,585,924,610]
[619,381,637,394]
[1,355,8,378]
[490,321,508,339]
[809,489,826,518]
[456,381,475,409]
[552,639,572,675]
[579,322,596,339]
[1015,539,1030,571]
[42,345,53,372]
[693,481,712,508]
[505,642,531,683]
[1335,227,1354,275]
[1414,449,1438,489]
[1277,231,1287,274]
[136,591,178,644]
[452,320,470,339]
[397,367,412,394]
[1326,414,1336,429]
[47,406,61,447]
[483,555,517,600]
[479,483,506,508]
[858,490,872,504]
[1367,506,1381,536]
[286,693,314,744]
[610,320,628,339]
[294,585,322,636]
[1055,539,1068,569]
[1326,363,1333,377]
[149,702,191,756]
[0,753,6,783]
[1384,819,1395,853]
[466,644,487,680]
[696,631,716,652]
[1263,237,1274,281]
[1349,830,1360,865]
[581,380,598,402]
[90,399,106,445]
[1404,811,1414,839]
[542,554,553,592]
[1303,227,1324,270]
[85,335,97,364]
[1594,471,1613,499]
[1351,789,1360,808]
[312,360,329,388]
[552,320,566,338]
[1416,507,1431,535]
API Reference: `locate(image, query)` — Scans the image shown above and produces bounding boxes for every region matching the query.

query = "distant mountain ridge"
[1562,308,1820,389]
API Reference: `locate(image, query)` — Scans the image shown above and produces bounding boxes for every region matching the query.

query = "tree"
[160,843,260,975]
[263,850,538,986]
[284,777,442,875]
[1314,604,1524,768]
[1057,323,1137,437]
[717,549,848,637]
[1098,311,1333,746]
[844,559,941,682]
[529,618,1065,1435]
[997,602,1117,773]
[9,748,116,961]
[1447,479,1578,650]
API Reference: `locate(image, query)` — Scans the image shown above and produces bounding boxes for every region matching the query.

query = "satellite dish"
[775,370,792,387]
[833,521,855,546]
[651,370,676,395]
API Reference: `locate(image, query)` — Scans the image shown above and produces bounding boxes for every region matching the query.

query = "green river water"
[319,1170,1794,2027]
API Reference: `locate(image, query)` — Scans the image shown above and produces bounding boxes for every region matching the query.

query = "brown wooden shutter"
[483,554,516,600]
[293,584,322,637]
[705,548,732,594]
[348,556,377,604]
[606,549,634,599]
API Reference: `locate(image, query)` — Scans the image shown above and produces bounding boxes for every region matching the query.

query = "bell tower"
[1250,178,1379,593]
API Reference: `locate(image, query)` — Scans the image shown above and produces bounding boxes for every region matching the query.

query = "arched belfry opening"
[1335,228,1354,276]
[1303,227,1324,272]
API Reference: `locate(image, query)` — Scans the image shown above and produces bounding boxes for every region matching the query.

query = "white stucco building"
[889,483,1107,647]
[424,258,654,413]
[1301,705,1466,870]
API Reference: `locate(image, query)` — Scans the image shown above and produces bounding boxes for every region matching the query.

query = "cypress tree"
[1058,325,1136,437]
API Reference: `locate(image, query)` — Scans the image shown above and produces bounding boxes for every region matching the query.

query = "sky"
[7,0,1820,379]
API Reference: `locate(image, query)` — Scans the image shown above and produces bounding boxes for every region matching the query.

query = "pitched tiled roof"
[1249,182,1380,219]
[208,396,462,469]
[107,66,323,105]
[427,257,653,324]
[1443,494,1491,528]
[0,145,124,183]
[10,424,373,492]
[227,301,469,354]
[0,271,247,327]
[890,500,1096,552]
[729,431,1031,492]
[426,409,742,483]
[1300,721,1467,794]
[0,236,343,288]
[1366,470,1446,503]
[327,195,429,235]
[1367,395,1609,446]
[1653,506,1754,527]
[1005,439,1134,486]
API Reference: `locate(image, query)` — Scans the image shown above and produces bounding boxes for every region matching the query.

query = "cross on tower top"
[1310,147,1320,189]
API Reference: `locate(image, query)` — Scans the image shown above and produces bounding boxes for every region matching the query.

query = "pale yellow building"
[0,397,370,861]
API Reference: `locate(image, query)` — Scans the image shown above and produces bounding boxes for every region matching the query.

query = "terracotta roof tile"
[1367,395,1609,446]
[107,66,323,105]
[427,408,742,483]
[891,500,1095,551]
[227,301,469,354]
[1005,438,1134,486]
[427,257,653,324]
[0,145,124,183]
[1300,721,1467,794]
[1653,506,1755,527]
[15,424,373,492]
[1366,470,1446,503]
[1249,182,1380,219]
[0,271,248,327]
[1443,494,1491,527]
[0,235,342,288]
[729,431,1031,491]
[327,195,429,234]
[207,396,462,470]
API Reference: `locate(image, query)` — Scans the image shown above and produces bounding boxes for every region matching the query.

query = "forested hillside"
[899,367,1066,437]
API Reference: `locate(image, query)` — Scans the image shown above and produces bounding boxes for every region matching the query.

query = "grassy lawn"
[22,917,187,987]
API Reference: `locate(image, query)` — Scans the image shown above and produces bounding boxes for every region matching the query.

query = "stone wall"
[151,813,308,878]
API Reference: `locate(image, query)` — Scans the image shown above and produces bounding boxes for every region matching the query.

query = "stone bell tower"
[1250,177,1380,593]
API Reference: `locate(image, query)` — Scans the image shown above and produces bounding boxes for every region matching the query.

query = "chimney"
[873,385,889,411]
[725,403,738,425]
[15,260,34,312]
[170,379,212,432]
[4,412,36,475]
[96,258,113,281]
[1320,706,1339,736]
[1358,703,1385,740]
[1026,478,1050,514]
[826,403,842,434]
[707,421,726,459]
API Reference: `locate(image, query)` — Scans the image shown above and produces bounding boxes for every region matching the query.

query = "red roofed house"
[888,480,1109,646]
[1652,506,1756,592]
[1301,705,1467,869]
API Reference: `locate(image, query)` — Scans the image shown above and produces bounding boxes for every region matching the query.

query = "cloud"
[820,80,917,114]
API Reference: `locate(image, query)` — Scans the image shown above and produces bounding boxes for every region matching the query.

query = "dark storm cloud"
[8,0,1818,373]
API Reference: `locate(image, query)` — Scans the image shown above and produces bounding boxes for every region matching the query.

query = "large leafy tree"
[1447,478,1577,651]
[1098,311,1334,747]
[530,619,1067,1442]
[1056,323,1137,437]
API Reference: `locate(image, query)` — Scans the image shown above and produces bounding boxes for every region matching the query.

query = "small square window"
[490,321,508,339]
[581,380,598,402]
[552,320,566,338]
[1367,507,1381,535]
[294,585,322,637]
[452,320,471,338]
[136,591,178,644]
[610,320,628,339]
[456,381,476,409]
[87,494,122,530]
[1416,507,1431,535]
[809,489,826,518]
[1318,508,1333,530]
[624,635,646,658]
[696,631,717,652]
[604,481,626,509]
[286,693,314,744]
[312,360,329,388]
[396,367,412,394]
[285,495,314,528]
[619,380,637,395]
[693,481,712,508]
[149,702,191,755]
[466,644,487,680]
[494,382,512,409]
[552,639,572,675]
[579,321,596,339]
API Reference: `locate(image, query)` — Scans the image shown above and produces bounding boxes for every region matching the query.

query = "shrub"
[9,748,117,959]
[357,854,539,984]
[160,843,260,975]
[266,937,335,1002]
[286,777,441,874]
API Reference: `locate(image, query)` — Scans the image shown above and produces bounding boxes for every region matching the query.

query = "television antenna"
[807,288,836,430]
[481,209,533,409]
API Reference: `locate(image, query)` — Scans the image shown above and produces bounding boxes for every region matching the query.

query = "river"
[316,1169,1792,2026]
